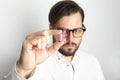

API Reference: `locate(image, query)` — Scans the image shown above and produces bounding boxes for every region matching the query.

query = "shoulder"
[76,50,100,65]
[76,50,96,59]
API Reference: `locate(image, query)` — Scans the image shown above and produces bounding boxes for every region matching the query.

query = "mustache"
[63,42,76,46]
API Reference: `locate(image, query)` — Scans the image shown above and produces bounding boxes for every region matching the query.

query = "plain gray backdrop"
[0,0,120,80]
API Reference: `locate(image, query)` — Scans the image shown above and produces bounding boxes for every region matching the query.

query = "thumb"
[47,41,64,55]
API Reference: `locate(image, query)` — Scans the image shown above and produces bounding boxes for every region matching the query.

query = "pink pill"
[58,33,62,42]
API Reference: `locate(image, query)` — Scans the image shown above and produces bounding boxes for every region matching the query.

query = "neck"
[64,56,73,64]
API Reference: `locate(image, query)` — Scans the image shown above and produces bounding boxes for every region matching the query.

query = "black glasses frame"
[53,24,86,38]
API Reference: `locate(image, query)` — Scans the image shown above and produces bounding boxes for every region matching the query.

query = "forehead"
[55,12,83,29]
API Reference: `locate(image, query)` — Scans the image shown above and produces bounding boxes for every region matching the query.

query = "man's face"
[53,12,84,56]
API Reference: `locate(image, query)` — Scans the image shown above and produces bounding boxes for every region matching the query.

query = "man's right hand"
[16,29,64,77]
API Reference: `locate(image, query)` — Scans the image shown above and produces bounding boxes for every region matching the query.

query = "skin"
[53,12,83,63]
[16,12,84,78]
[16,30,64,77]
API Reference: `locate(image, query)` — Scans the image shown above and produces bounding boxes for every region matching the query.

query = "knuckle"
[23,39,28,45]
[26,34,32,40]
[22,40,29,48]
[41,30,48,35]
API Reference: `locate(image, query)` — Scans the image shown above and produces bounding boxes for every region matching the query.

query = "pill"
[58,33,62,42]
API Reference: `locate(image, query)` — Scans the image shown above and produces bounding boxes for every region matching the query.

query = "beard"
[58,41,79,56]
[53,37,80,57]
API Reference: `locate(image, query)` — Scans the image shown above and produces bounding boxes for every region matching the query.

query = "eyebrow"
[55,27,83,30]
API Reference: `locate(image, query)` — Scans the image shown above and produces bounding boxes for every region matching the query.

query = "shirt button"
[67,64,69,67]
[58,58,60,60]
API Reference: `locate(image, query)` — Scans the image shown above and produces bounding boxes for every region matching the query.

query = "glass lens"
[54,27,86,38]
[73,28,83,37]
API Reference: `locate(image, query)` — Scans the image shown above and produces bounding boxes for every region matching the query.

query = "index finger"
[40,29,62,36]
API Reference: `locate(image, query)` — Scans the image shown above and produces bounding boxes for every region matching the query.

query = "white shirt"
[2,50,105,80]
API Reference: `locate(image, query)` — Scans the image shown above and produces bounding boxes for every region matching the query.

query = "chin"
[59,48,77,56]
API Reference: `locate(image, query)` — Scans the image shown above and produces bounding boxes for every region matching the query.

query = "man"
[3,0,105,80]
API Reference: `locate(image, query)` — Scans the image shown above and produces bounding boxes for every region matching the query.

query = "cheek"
[74,38,82,45]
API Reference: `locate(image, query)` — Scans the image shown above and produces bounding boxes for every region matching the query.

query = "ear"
[49,24,53,29]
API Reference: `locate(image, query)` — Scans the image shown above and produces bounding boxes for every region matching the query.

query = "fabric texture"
[2,50,105,80]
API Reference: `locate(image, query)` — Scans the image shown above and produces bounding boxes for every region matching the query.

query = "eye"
[62,29,68,33]
[74,29,82,33]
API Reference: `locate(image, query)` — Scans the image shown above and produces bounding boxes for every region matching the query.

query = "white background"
[0,0,120,80]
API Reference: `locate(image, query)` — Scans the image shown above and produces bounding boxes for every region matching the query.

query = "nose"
[67,31,74,41]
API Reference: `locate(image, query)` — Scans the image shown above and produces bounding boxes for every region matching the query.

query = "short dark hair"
[49,0,85,27]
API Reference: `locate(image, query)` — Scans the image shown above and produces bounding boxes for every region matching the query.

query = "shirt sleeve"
[2,63,54,80]
[2,64,25,80]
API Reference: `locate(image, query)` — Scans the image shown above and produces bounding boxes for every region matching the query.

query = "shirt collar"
[56,50,79,64]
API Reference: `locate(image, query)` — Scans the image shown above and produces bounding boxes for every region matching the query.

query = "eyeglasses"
[55,25,86,38]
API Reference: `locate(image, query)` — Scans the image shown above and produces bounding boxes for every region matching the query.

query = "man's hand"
[16,29,64,77]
